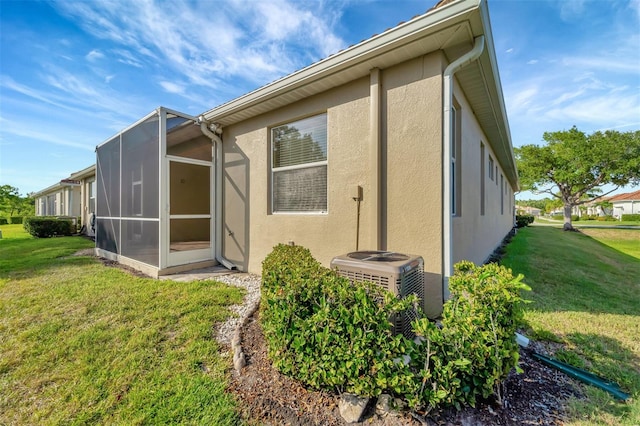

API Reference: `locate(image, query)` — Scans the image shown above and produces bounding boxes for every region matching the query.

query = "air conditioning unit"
[330,251,424,338]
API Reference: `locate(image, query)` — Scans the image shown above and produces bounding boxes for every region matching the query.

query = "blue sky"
[1,0,639,198]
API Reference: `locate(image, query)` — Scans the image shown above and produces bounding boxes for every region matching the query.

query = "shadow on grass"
[0,236,95,278]
[563,332,640,419]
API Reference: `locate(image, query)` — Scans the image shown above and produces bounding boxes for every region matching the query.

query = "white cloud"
[526,59,538,65]
[159,81,185,94]
[86,49,104,62]
[557,0,586,21]
[506,48,514,53]
[0,116,94,151]
[51,0,347,91]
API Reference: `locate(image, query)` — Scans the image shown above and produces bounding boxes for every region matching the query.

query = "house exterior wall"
[221,52,447,317]
[613,200,639,217]
[79,176,96,235]
[452,82,516,265]
[221,76,373,272]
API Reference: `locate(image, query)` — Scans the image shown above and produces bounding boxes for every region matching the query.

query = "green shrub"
[409,261,529,410]
[621,214,640,221]
[0,217,7,225]
[596,215,618,222]
[552,214,563,221]
[261,244,417,398]
[260,245,530,412]
[9,216,23,224]
[23,217,75,238]
[515,214,534,228]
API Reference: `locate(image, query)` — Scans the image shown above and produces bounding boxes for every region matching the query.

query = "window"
[488,155,494,181]
[500,174,504,214]
[480,142,485,216]
[89,180,96,213]
[271,114,328,213]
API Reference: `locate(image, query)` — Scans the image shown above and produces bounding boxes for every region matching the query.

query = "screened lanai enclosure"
[96,107,218,276]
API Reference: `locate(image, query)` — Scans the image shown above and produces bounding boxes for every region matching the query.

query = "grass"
[0,224,244,425]
[501,226,640,425]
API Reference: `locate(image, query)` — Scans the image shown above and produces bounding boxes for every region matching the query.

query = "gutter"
[442,35,485,300]
[199,117,237,270]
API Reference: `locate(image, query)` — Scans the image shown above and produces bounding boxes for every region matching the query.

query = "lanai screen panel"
[96,136,121,254]
[120,114,160,267]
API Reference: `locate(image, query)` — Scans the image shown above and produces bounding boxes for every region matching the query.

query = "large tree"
[515,127,640,230]
[0,185,35,217]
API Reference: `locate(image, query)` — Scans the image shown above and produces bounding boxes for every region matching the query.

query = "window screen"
[271,114,327,213]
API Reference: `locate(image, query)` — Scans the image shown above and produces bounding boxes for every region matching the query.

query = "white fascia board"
[477,0,519,190]
[70,164,97,180]
[32,182,65,197]
[201,0,481,122]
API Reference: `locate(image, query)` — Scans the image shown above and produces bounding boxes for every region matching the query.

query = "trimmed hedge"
[596,215,618,222]
[261,244,529,411]
[0,217,7,225]
[9,216,23,224]
[23,217,75,238]
[515,214,534,228]
[622,214,640,221]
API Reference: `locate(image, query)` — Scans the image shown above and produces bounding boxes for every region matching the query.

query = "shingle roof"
[609,189,640,202]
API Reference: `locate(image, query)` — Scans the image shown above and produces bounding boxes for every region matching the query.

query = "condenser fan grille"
[346,251,410,262]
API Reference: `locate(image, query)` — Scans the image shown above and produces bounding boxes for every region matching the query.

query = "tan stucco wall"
[451,82,516,265]
[221,52,446,317]
[222,77,372,272]
[382,53,444,317]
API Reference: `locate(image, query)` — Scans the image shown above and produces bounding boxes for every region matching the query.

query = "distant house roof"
[32,164,96,197]
[610,189,640,202]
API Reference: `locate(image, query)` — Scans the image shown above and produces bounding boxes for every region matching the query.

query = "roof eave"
[201,0,481,123]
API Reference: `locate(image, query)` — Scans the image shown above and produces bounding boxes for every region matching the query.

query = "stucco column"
[370,68,382,250]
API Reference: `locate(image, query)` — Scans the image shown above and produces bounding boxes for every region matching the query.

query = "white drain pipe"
[442,35,485,300]
[199,117,237,270]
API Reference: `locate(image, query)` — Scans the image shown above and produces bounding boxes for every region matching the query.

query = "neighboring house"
[585,195,613,217]
[33,164,96,235]
[95,0,518,318]
[516,205,541,216]
[71,165,97,236]
[610,190,640,218]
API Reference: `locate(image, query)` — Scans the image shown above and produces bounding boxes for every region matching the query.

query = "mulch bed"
[228,310,584,425]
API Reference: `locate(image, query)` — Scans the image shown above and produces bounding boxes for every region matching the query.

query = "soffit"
[202,0,518,188]
[202,0,480,126]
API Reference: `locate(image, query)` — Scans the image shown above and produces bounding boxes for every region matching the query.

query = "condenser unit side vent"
[338,270,391,293]
[331,251,425,339]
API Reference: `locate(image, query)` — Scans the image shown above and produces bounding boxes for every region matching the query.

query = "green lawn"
[535,217,640,227]
[0,224,244,425]
[501,226,640,425]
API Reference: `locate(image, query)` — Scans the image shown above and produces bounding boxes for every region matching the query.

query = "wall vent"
[331,251,424,338]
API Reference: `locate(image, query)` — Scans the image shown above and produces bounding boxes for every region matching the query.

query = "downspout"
[442,35,485,300]
[199,117,237,270]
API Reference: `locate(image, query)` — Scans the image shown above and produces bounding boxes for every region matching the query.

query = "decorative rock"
[233,350,246,373]
[375,394,405,417]
[375,394,393,416]
[339,393,370,423]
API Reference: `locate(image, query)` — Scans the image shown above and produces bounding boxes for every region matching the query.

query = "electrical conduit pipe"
[199,117,237,270]
[442,35,485,300]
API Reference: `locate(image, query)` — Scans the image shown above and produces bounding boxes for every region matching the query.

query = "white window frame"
[488,155,494,181]
[270,113,328,214]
